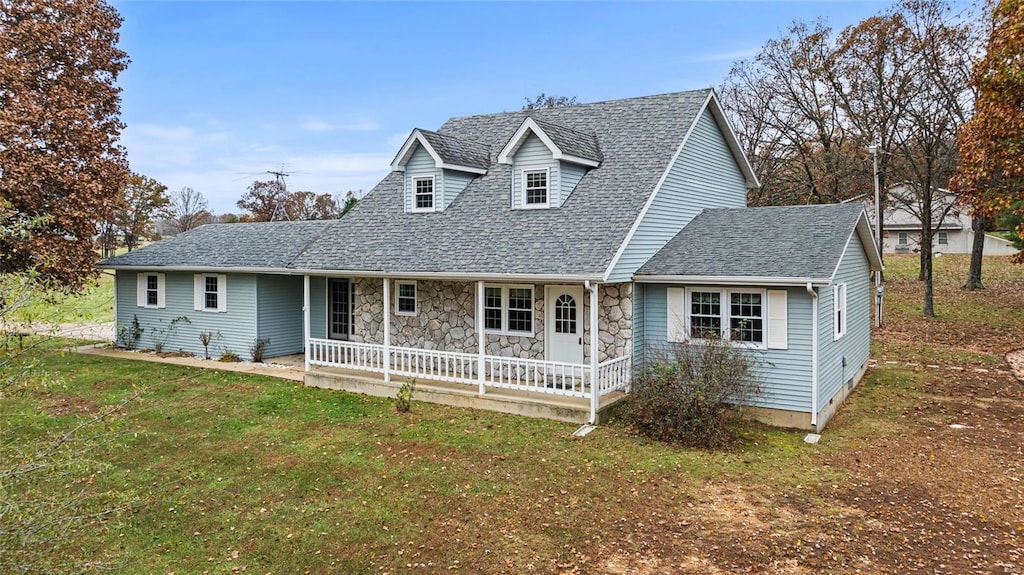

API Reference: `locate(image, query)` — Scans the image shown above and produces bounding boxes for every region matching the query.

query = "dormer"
[497,117,602,209]
[391,129,489,213]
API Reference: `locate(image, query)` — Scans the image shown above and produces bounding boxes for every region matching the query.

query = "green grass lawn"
[2,256,1022,574]
[9,272,115,326]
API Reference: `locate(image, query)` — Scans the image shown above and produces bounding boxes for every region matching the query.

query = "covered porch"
[300,275,633,423]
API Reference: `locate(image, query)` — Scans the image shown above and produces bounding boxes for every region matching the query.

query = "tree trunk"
[964,215,986,290]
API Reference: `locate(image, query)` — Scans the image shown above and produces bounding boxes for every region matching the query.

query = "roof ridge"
[445,88,713,124]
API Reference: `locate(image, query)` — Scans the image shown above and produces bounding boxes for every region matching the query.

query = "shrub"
[394,380,416,413]
[249,338,270,363]
[115,315,143,350]
[620,338,761,449]
[219,349,241,363]
[198,331,213,360]
[150,316,190,354]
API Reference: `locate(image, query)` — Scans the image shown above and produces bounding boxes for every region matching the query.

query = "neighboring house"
[100,89,880,431]
[870,185,1019,256]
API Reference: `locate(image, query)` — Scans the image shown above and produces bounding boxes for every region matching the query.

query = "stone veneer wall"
[350,279,633,363]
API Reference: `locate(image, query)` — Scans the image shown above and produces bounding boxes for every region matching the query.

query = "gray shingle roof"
[529,117,603,163]
[99,220,333,269]
[417,129,490,170]
[291,89,713,277]
[636,203,873,280]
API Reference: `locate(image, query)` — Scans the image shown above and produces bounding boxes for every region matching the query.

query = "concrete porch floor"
[73,345,627,424]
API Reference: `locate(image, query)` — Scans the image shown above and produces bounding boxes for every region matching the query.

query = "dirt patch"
[42,394,101,416]
[1007,349,1024,383]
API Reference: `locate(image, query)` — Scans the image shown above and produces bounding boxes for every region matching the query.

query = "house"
[871,185,1018,256]
[100,89,880,431]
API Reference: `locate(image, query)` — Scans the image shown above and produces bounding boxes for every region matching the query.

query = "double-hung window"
[937,231,948,245]
[194,274,227,313]
[833,283,847,340]
[685,289,765,347]
[483,285,534,335]
[136,273,165,308]
[898,232,909,245]
[396,281,417,316]
[523,169,549,208]
[413,176,435,211]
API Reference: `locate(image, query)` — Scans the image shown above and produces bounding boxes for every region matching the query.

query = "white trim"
[807,283,819,427]
[193,273,227,313]
[382,278,391,383]
[588,281,599,424]
[704,90,760,189]
[482,283,535,336]
[666,287,686,343]
[521,167,551,209]
[832,283,848,341]
[391,129,487,174]
[137,272,166,309]
[476,281,486,395]
[497,117,600,167]
[410,175,436,213]
[395,280,417,316]
[544,285,584,364]
[766,289,788,350]
[303,275,310,372]
[602,90,714,281]
[634,274,832,287]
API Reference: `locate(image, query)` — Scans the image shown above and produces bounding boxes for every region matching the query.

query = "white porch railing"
[307,337,629,400]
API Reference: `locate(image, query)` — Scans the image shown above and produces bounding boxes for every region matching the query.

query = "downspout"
[383,278,391,383]
[806,282,819,430]
[303,275,310,372]
[585,280,599,424]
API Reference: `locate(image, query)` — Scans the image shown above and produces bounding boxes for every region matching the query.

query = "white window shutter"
[667,287,685,342]
[194,274,203,311]
[137,273,146,307]
[156,274,166,309]
[832,284,840,339]
[216,275,227,312]
[767,289,788,350]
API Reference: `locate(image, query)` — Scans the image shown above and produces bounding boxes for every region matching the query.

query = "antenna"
[266,169,290,222]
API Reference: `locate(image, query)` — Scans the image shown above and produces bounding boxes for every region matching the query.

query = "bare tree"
[167,187,211,234]
[522,93,579,110]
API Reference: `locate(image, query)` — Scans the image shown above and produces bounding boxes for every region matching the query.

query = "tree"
[289,191,341,220]
[522,93,579,110]
[237,179,288,222]
[0,0,130,290]
[953,0,1024,267]
[118,173,168,251]
[166,187,211,233]
[339,190,359,218]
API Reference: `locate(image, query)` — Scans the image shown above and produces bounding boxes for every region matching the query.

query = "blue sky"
[114,1,889,214]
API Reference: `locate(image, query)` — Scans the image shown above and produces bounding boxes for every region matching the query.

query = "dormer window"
[524,169,549,208]
[413,176,435,212]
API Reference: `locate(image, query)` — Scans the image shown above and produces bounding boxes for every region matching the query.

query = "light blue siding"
[442,169,475,209]
[405,146,439,212]
[607,108,747,281]
[633,283,646,364]
[511,134,559,208]
[818,235,873,412]
[256,275,304,357]
[559,162,588,205]
[640,284,815,413]
[309,276,327,339]
[115,271,257,358]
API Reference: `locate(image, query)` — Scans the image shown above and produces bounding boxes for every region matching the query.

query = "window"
[523,169,548,207]
[483,285,534,335]
[685,289,766,347]
[328,278,352,340]
[938,231,948,245]
[194,274,226,313]
[413,176,434,211]
[729,292,764,343]
[396,281,417,316]
[689,291,722,339]
[898,232,909,245]
[554,294,577,334]
[833,283,847,340]
[136,273,165,308]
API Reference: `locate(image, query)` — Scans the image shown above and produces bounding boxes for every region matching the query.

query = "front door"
[546,286,584,364]
[328,278,352,340]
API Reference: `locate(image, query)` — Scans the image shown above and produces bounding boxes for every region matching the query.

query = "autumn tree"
[522,93,579,110]
[237,179,288,221]
[0,0,130,289]
[118,173,168,251]
[289,191,342,220]
[953,0,1024,272]
[166,186,211,233]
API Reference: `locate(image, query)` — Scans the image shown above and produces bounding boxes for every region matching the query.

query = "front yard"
[2,254,1022,573]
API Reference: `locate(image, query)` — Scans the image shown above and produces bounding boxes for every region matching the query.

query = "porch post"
[589,282,599,424]
[383,278,391,383]
[303,275,310,372]
[477,280,485,395]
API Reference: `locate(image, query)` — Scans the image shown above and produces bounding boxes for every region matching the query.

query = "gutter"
[634,275,831,287]
[806,282,819,430]
[98,266,603,283]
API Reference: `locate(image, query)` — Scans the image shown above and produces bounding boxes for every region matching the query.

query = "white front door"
[546,286,584,364]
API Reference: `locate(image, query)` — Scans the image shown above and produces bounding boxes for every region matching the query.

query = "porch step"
[304,368,626,425]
